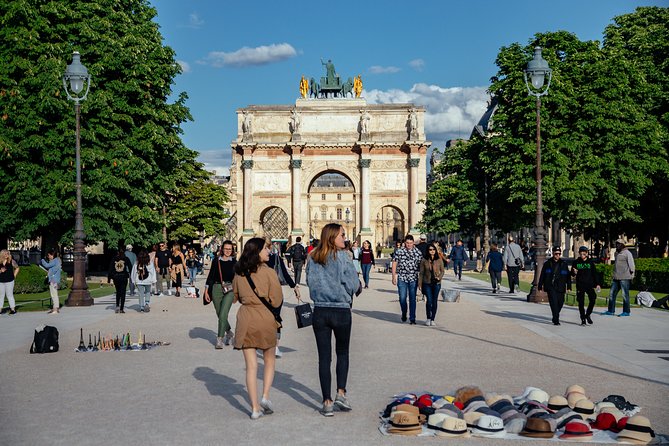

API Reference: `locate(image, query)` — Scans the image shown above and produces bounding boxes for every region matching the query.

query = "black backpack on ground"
[30,325,59,353]
[291,244,305,262]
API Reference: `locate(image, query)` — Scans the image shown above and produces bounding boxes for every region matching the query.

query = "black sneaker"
[586,315,593,325]
[410,320,416,325]
[581,319,587,326]
[401,314,407,322]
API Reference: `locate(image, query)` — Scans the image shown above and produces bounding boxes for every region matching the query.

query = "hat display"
[601,407,625,422]
[414,394,434,409]
[574,399,596,420]
[548,395,569,411]
[595,401,617,414]
[527,389,550,405]
[602,395,640,415]
[434,403,464,419]
[391,403,420,416]
[616,415,655,444]
[565,384,586,396]
[559,420,594,441]
[426,413,448,432]
[432,416,470,438]
[552,407,582,429]
[387,412,423,436]
[471,415,506,438]
[513,386,542,405]
[591,412,619,431]
[464,411,483,428]
[519,417,555,438]
[568,392,587,408]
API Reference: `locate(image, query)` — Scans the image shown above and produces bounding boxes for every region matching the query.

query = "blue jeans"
[137,284,151,308]
[188,267,198,285]
[453,259,464,278]
[397,279,418,322]
[608,279,631,313]
[361,263,372,287]
[422,282,441,321]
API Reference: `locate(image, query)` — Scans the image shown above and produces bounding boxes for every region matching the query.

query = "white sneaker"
[424,320,431,326]
[430,320,436,326]
[275,346,282,358]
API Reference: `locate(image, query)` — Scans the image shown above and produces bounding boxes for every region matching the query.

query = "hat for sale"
[392,404,420,416]
[595,401,617,414]
[548,395,569,412]
[414,394,434,409]
[565,384,586,397]
[568,392,587,408]
[433,416,470,438]
[552,407,582,429]
[519,417,555,438]
[464,411,483,428]
[471,415,506,438]
[435,403,464,419]
[387,412,423,436]
[616,415,655,444]
[574,399,596,420]
[591,412,619,432]
[426,413,448,432]
[601,407,625,422]
[559,420,594,441]
[527,389,550,405]
[513,386,542,405]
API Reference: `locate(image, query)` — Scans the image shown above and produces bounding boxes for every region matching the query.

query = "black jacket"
[571,257,600,291]
[538,258,571,293]
[108,256,132,282]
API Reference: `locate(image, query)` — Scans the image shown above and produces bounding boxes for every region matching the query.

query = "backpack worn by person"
[30,325,59,353]
[137,264,149,281]
[291,244,305,262]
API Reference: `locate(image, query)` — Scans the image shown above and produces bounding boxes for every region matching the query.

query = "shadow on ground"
[189,327,217,345]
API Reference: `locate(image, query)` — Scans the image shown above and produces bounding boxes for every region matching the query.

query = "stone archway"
[260,206,289,240]
[308,171,356,240]
[374,205,405,247]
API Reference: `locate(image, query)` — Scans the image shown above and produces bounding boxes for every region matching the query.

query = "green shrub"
[14,264,69,294]
[596,258,669,293]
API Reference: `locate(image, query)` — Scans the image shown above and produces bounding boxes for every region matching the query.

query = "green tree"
[0,0,204,249]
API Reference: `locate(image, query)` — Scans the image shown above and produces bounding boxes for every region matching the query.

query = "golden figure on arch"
[299,75,309,98]
[353,75,363,97]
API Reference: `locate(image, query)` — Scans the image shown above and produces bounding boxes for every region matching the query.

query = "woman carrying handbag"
[204,241,237,349]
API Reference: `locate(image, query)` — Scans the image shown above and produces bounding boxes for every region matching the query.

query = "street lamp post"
[345,208,351,240]
[63,51,93,306]
[524,46,552,303]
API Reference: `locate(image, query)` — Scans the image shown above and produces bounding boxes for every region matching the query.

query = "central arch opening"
[308,172,356,240]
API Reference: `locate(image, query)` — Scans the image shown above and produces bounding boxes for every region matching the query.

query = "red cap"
[414,394,433,409]
[590,413,617,431]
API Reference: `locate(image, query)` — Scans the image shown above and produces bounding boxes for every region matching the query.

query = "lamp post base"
[65,289,93,306]
[528,285,547,303]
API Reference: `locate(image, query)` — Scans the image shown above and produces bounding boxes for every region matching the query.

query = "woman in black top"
[0,249,20,314]
[170,245,188,297]
[108,248,132,313]
[204,241,237,349]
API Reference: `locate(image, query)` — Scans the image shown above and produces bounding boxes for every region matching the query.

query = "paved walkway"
[1,269,667,445]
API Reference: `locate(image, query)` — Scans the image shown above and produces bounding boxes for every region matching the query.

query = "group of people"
[204,224,359,420]
[1,248,62,315]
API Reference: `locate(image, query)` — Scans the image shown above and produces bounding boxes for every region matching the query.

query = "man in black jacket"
[538,246,572,325]
[571,246,601,326]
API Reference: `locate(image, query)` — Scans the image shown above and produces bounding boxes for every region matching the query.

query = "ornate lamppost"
[63,51,92,306]
[345,208,351,240]
[524,47,552,303]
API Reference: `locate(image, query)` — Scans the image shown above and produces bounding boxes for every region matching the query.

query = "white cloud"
[409,59,425,71]
[188,13,204,29]
[203,43,297,68]
[365,83,489,142]
[177,60,191,73]
[369,65,401,74]
[197,149,230,176]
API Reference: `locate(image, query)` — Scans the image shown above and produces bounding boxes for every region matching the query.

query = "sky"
[149,0,666,175]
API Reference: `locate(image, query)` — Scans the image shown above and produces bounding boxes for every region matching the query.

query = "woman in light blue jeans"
[186,249,199,286]
[132,250,156,312]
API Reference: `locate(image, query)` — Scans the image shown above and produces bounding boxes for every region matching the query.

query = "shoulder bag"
[294,300,313,328]
[245,274,282,328]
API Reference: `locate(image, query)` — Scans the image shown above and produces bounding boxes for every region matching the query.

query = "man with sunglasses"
[538,246,572,325]
[154,242,171,295]
[571,246,601,325]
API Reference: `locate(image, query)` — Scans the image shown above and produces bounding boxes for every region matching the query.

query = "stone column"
[241,159,254,235]
[408,157,420,232]
[359,157,372,235]
[290,158,303,236]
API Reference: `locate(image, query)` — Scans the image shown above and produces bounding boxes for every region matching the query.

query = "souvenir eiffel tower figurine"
[125,332,133,350]
[114,335,121,351]
[77,328,87,352]
[141,333,148,350]
[92,335,99,352]
[87,333,93,351]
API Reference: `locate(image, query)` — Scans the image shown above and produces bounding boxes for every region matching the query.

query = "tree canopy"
[420,7,669,246]
[0,0,228,249]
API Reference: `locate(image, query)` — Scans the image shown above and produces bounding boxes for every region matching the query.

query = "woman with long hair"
[204,240,237,349]
[350,240,362,275]
[40,249,60,314]
[0,249,20,315]
[170,244,188,297]
[185,248,199,286]
[306,223,360,417]
[132,250,156,312]
[418,244,445,326]
[232,238,283,420]
[359,240,375,289]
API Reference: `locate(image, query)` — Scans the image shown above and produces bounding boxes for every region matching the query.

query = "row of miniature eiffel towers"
[75,328,149,352]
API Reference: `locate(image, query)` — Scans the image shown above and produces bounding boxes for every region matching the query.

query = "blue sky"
[149,0,665,175]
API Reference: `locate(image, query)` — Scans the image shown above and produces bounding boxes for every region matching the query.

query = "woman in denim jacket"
[306,223,360,417]
[41,249,61,314]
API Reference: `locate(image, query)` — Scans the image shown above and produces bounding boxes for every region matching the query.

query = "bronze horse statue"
[341,78,354,97]
[309,78,321,98]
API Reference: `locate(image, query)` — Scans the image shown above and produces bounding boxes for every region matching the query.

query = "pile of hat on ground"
[379,384,662,444]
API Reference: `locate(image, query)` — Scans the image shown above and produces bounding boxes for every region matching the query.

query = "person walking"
[350,240,362,276]
[418,245,445,326]
[40,249,61,314]
[306,223,360,417]
[132,250,156,312]
[124,244,137,296]
[391,234,423,324]
[204,241,237,349]
[503,236,524,293]
[108,248,132,313]
[267,245,300,358]
[170,244,188,297]
[286,236,306,285]
[449,239,468,280]
[0,249,20,315]
[232,238,283,420]
[538,246,572,325]
[485,243,504,293]
[154,242,171,295]
[185,248,199,286]
[603,239,635,316]
[359,240,375,289]
[571,246,601,325]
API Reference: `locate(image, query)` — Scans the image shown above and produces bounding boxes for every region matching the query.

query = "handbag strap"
[218,258,225,285]
[245,274,282,325]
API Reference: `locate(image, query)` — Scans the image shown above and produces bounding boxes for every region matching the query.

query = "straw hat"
[567,392,587,408]
[433,416,470,438]
[387,412,423,436]
[574,399,596,420]
[548,395,569,412]
[519,417,555,438]
[527,389,550,405]
[471,415,506,438]
[565,384,586,396]
[616,415,655,444]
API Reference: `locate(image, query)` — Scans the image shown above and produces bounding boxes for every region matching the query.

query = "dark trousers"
[547,290,565,323]
[312,307,352,402]
[422,282,441,320]
[293,261,303,285]
[453,259,464,279]
[489,270,502,290]
[114,277,128,310]
[651,296,669,310]
[507,266,520,292]
[577,288,597,319]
